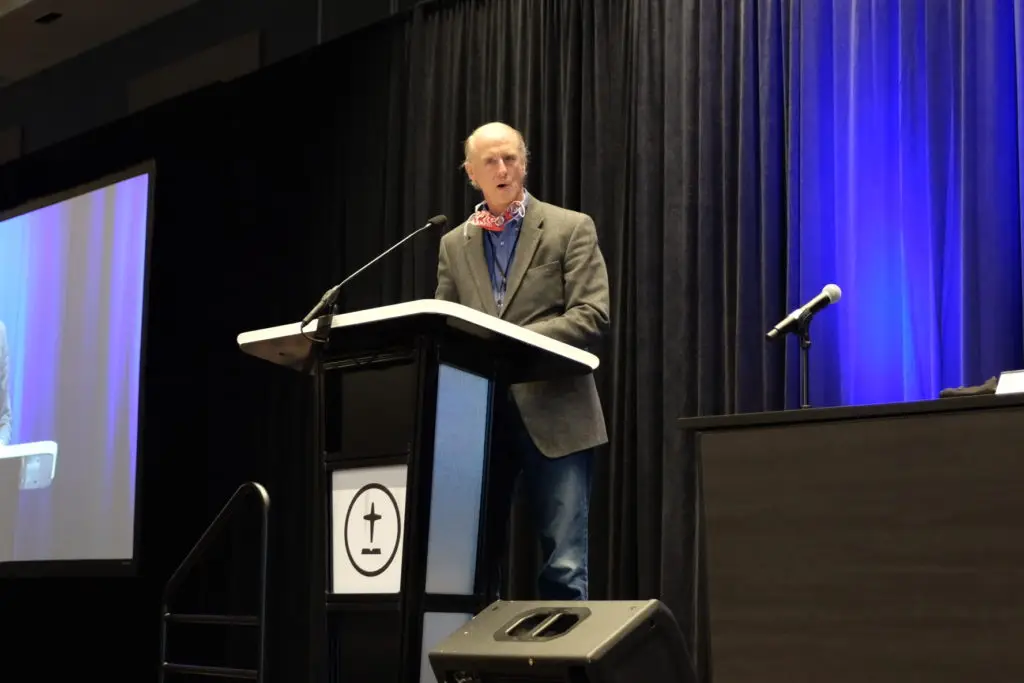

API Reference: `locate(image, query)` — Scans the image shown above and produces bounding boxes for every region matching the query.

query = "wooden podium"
[237,299,599,683]
[679,394,1024,683]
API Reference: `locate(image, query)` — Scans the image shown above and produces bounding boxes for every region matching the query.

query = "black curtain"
[345,3,785,677]
[0,1,790,681]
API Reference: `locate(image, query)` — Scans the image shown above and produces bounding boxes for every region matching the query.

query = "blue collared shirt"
[480,191,530,311]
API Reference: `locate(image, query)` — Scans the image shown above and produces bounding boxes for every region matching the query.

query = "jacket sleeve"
[0,322,11,446]
[523,214,610,349]
[435,235,460,303]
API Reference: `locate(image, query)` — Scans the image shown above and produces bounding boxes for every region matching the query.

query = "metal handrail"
[159,481,270,682]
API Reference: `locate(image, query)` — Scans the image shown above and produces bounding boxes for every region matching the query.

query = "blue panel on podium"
[419,611,473,683]
[424,363,490,596]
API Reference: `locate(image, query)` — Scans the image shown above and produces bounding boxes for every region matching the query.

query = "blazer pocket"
[518,259,565,307]
[526,260,562,276]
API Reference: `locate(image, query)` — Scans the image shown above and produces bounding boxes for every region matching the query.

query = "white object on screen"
[0,440,59,490]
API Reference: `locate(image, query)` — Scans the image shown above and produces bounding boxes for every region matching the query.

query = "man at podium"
[435,122,610,600]
[0,319,14,561]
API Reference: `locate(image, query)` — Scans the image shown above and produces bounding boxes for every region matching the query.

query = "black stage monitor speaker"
[427,599,696,683]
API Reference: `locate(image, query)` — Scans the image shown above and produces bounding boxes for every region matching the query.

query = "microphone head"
[822,283,841,303]
[428,214,448,227]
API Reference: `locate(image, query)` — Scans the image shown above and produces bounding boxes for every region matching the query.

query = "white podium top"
[237,299,600,376]
[0,440,58,460]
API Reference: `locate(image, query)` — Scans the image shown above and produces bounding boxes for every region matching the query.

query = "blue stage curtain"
[774,0,1024,407]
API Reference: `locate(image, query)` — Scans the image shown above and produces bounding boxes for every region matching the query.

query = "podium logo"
[343,483,402,577]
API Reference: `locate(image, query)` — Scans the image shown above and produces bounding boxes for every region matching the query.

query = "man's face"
[465,127,526,212]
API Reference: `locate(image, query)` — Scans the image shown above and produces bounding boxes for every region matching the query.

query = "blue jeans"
[487,401,593,600]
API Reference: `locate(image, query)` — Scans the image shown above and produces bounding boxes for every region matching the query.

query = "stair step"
[164,613,259,626]
[162,662,257,680]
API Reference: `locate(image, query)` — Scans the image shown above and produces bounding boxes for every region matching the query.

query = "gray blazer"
[0,321,10,446]
[436,197,610,459]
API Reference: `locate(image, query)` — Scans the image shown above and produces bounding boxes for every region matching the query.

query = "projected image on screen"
[0,169,150,566]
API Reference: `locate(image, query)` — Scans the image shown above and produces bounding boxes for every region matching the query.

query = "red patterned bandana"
[467,199,526,232]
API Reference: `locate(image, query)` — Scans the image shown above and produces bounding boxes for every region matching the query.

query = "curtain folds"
[345,2,1024,679]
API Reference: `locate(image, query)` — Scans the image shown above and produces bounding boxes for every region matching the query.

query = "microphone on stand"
[765,284,842,340]
[764,283,842,410]
[300,214,448,332]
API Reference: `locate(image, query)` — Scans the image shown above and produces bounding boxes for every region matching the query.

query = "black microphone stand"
[797,310,813,409]
[299,216,447,344]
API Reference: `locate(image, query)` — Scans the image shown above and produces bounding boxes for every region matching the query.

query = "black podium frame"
[312,322,500,683]
[238,301,596,683]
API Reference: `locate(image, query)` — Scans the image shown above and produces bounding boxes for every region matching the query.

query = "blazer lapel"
[462,226,499,317]
[499,201,543,318]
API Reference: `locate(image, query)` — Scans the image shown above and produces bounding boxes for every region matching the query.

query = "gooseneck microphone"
[765,283,842,340]
[300,214,448,329]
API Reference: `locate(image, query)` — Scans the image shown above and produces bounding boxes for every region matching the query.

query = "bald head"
[462,122,529,214]
[464,122,527,165]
